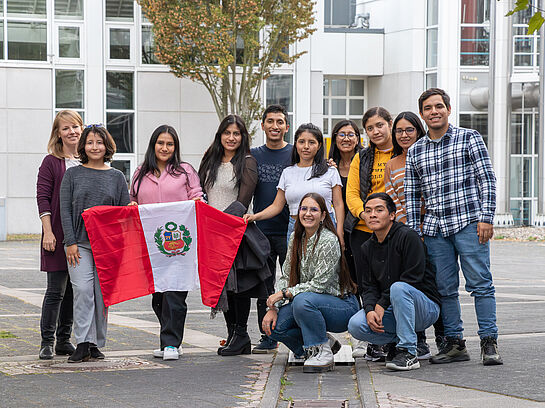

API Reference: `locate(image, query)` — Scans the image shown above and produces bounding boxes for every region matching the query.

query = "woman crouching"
[262,192,358,373]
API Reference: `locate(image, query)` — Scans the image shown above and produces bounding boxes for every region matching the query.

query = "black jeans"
[152,291,188,349]
[40,270,73,346]
[257,234,287,335]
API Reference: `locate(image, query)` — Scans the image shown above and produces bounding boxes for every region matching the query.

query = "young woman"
[36,110,83,360]
[262,193,358,373]
[198,114,258,356]
[244,123,345,248]
[385,111,445,358]
[327,120,364,286]
[346,107,394,361]
[130,125,203,361]
[60,125,130,363]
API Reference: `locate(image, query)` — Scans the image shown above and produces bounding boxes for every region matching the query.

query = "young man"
[250,104,293,353]
[405,88,503,366]
[347,193,440,371]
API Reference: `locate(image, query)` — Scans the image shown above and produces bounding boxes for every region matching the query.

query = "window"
[55,0,83,20]
[426,0,438,68]
[55,69,84,121]
[106,71,134,154]
[512,1,541,71]
[460,0,490,66]
[323,77,365,139]
[266,74,294,142]
[426,73,437,89]
[0,21,3,59]
[106,0,134,22]
[58,26,80,58]
[141,24,159,64]
[324,0,356,27]
[110,28,131,60]
[459,113,488,147]
[4,0,48,61]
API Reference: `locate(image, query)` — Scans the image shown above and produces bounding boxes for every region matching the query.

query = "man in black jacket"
[348,193,440,371]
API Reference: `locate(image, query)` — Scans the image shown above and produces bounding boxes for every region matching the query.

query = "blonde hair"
[47,110,84,159]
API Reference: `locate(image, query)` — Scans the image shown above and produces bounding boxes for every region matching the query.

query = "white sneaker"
[352,340,366,358]
[163,346,179,360]
[153,346,183,359]
[303,343,334,373]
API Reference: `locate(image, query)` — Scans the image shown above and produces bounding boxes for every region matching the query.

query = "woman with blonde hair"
[36,110,83,359]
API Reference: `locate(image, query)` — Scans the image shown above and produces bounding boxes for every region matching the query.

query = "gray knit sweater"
[60,166,130,246]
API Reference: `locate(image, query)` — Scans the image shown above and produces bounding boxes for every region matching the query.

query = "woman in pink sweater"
[130,125,203,361]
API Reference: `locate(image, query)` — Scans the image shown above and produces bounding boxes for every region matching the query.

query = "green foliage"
[138,0,316,134]
[0,331,16,338]
[506,0,545,34]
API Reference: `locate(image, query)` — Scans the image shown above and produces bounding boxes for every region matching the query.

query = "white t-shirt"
[277,165,342,215]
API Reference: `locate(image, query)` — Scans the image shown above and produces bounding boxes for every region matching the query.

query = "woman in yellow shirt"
[346,106,394,361]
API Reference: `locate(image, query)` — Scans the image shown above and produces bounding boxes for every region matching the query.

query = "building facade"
[0,0,542,235]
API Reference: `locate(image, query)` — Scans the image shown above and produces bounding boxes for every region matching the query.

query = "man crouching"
[348,193,440,371]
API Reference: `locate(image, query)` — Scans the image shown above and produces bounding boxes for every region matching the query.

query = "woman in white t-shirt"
[244,123,345,248]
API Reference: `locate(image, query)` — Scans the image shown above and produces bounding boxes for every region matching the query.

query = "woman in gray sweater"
[60,125,130,363]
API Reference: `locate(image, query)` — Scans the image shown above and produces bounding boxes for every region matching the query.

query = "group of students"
[36,87,502,373]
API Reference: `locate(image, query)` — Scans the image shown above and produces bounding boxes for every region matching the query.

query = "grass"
[0,331,17,339]
[494,235,505,240]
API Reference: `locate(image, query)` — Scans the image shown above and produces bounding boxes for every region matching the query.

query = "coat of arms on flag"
[155,221,192,257]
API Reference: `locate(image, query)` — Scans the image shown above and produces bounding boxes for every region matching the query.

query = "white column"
[84,0,105,123]
[436,0,460,123]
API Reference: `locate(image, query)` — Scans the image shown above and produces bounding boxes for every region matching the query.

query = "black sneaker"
[364,343,386,362]
[90,346,105,360]
[251,335,278,354]
[430,338,470,364]
[416,340,431,360]
[67,342,90,363]
[480,337,503,366]
[385,348,420,371]
[384,343,397,363]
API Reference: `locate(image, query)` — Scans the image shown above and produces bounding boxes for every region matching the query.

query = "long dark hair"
[198,115,251,192]
[291,123,328,180]
[132,125,193,197]
[288,193,357,295]
[391,111,426,157]
[360,107,393,196]
[328,119,363,165]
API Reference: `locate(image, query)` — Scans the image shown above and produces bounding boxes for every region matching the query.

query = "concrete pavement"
[1,240,545,407]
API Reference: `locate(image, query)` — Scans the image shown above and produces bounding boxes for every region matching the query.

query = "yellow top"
[346,147,393,232]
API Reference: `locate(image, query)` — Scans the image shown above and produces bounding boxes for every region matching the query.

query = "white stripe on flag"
[137,201,200,292]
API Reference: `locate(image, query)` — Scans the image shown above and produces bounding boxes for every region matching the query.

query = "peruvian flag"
[81,201,246,308]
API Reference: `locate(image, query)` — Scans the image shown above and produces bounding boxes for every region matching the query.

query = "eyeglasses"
[85,123,104,129]
[299,206,320,214]
[394,127,416,135]
[337,132,357,139]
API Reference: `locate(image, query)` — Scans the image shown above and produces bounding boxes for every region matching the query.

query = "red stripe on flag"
[82,205,154,307]
[195,201,247,308]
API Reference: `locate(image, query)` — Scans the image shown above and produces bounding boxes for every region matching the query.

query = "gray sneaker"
[430,338,470,364]
[480,337,503,366]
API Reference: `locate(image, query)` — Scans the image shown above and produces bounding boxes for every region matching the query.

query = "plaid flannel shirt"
[405,124,496,237]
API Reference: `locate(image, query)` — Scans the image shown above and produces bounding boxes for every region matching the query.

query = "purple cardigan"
[36,155,69,272]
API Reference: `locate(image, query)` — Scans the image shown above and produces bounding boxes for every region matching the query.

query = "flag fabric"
[82,200,247,308]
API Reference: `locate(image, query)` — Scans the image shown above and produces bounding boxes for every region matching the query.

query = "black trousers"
[152,291,188,349]
[257,234,287,335]
[40,270,73,346]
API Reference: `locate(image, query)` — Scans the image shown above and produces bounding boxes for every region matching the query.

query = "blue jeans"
[348,282,439,355]
[424,222,498,340]
[269,292,359,356]
[287,212,336,247]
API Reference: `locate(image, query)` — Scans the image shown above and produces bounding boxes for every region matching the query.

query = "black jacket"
[359,221,440,314]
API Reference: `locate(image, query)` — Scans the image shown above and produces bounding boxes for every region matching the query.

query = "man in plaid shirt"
[405,88,503,366]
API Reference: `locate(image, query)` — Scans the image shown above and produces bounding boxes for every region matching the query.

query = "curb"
[355,359,378,408]
[260,350,288,408]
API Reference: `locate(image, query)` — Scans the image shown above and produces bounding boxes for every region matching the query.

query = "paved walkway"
[1,240,545,407]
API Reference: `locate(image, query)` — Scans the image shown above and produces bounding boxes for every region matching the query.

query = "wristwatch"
[281,288,288,299]
[266,306,278,312]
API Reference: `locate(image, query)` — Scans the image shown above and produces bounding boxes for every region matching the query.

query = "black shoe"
[67,342,90,363]
[90,346,105,360]
[430,338,470,364]
[219,325,251,356]
[480,337,503,366]
[385,347,420,371]
[217,324,236,355]
[252,335,278,354]
[364,343,386,362]
[416,340,431,360]
[384,343,397,363]
[55,342,76,356]
[39,345,54,360]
